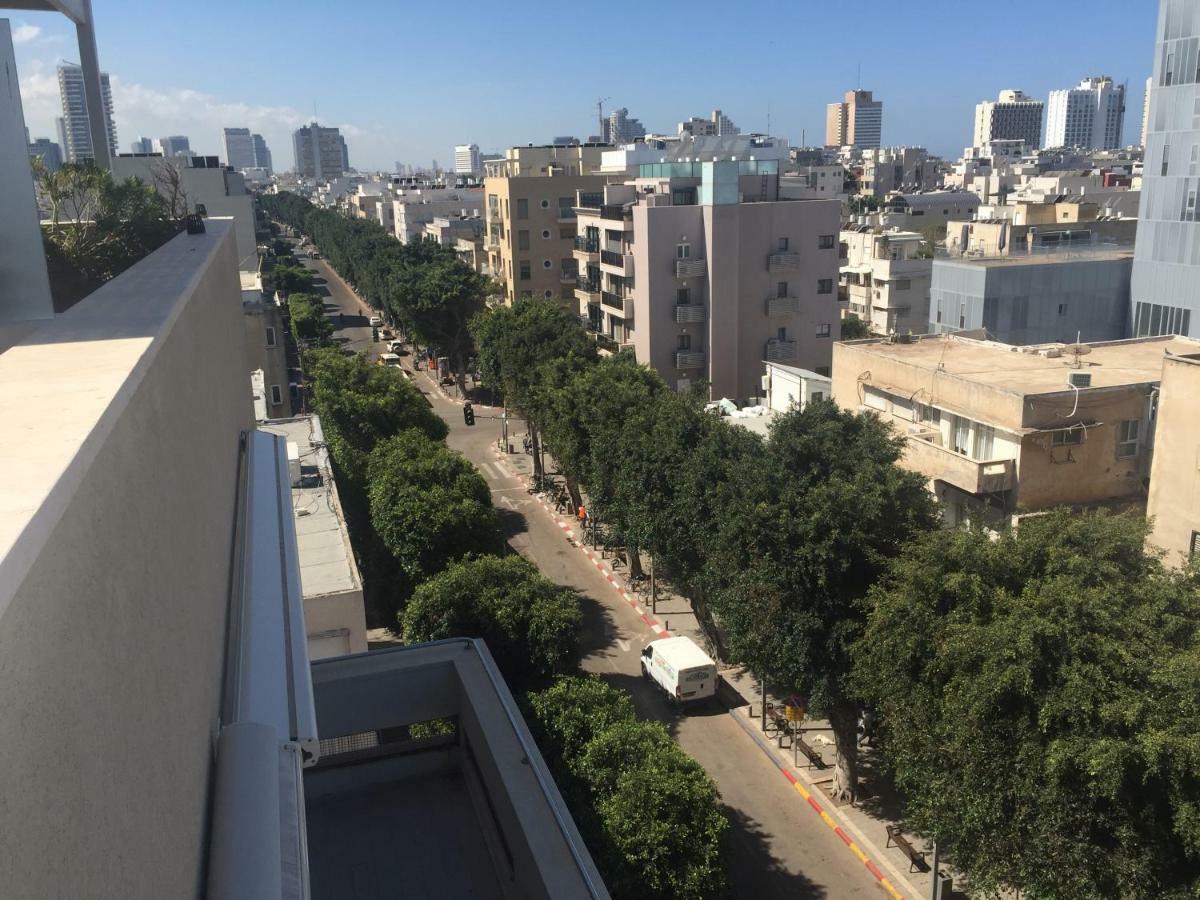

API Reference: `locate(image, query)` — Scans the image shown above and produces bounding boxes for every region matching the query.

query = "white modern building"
[156,135,191,157]
[223,127,256,170]
[1131,0,1200,338]
[454,142,482,176]
[605,108,646,144]
[678,109,739,137]
[56,62,116,162]
[840,226,932,336]
[1045,77,1126,150]
[973,90,1044,149]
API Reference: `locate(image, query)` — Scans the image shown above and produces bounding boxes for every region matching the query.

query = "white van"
[640,636,718,704]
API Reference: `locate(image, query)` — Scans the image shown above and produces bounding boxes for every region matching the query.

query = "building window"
[677,334,691,351]
[541,229,551,239]
[516,198,528,219]
[270,385,283,406]
[864,388,887,410]
[559,227,574,239]
[518,230,530,251]
[815,323,832,338]
[777,237,789,252]
[540,199,550,208]
[543,259,552,269]
[894,278,911,291]
[952,415,971,455]
[1191,531,1200,562]
[817,278,833,294]
[811,391,824,403]
[519,260,531,281]
[1162,143,1171,177]
[265,326,277,347]
[973,424,995,460]
[777,326,788,341]
[818,234,835,249]
[1117,420,1140,458]
[1058,303,1068,316]
[544,289,553,299]
[677,287,690,304]
[677,242,691,259]
[1051,428,1084,447]
[777,281,789,298]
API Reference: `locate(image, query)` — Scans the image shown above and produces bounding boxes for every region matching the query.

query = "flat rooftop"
[842,334,1200,395]
[259,416,360,598]
[937,248,1133,268]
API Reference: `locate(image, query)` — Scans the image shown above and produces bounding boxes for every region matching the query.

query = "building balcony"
[904,431,1016,495]
[675,350,706,369]
[573,236,600,262]
[575,278,600,301]
[600,204,627,221]
[601,290,626,311]
[765,339,798,362]
[674,304,706,324]
[675,258,706,278]
[560,269,578,284]
[557,207,577,222]
[767,296,801,317]
[600,249,625,268]
[767,251,803,272]
[596,333,620,353]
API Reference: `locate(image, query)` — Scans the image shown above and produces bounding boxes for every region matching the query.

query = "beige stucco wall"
[305,590,369,659]
[0,225,252,896]
[1147,352,1200,566]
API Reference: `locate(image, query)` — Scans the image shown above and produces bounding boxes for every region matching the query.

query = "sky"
[11,0,1158,173]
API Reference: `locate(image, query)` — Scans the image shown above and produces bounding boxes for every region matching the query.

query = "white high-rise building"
[56,63,116,163]
[222,127,256,169]
[1131,0,1200,338]
[973,89,1043,149]
[605,108,646,144]
[1045,76,1126,150]
[454,143,482,175]
[1141,76,1152,146]
[156,135,191,158]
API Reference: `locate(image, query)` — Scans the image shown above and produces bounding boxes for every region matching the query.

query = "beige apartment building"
[483,145,609,305]
[826,90,883,149]
[1147,346,1200,566]
[840,226,932,335]
[574,137,841,401]
[832,333,1198,526]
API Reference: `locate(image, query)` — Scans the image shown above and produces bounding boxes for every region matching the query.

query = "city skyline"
[11,0,1154,171]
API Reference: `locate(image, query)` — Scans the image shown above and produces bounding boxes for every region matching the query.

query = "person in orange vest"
[577,504,587,527]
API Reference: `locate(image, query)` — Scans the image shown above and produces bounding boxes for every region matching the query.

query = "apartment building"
[833,333,1196,526]
[293,121,349,179]
[883,190,981,229]
[1131,0,1200,338]
[56,62,115,162]
[0,221,607,897]
[930,249,1132,345]
[826,90,883,149]
[858,146,937,196]
[1046,76,1127,150]
[573,136,841,400]
[484,144,608,304]
[840,226,932,335]
[390,186,484,243]
[973,90,1044,149]
[454,142,482,175]
[423,212,483,247]
[605,107,646,144]
[679,108,739,137]
[243,272,291,419]
[1147,345,1200,566]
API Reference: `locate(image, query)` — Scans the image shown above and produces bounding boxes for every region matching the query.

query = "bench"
[886,824,929,872]
[794,737,827,770]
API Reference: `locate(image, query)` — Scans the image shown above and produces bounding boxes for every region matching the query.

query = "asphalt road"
[308,253,888,899]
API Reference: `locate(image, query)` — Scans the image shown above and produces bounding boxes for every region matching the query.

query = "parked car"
[369,315,383,327]
[640,636,718,705]
[377,353,402,368]
[387,340,404,353]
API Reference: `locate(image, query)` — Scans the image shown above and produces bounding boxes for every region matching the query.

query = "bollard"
[664,619,669,632]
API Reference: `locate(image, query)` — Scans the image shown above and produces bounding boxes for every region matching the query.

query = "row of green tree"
[262,192,491,387]
[300,345,729,897]
[471,298,1200,899]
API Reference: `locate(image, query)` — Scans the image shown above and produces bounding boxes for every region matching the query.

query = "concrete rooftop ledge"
[0,221,237,615]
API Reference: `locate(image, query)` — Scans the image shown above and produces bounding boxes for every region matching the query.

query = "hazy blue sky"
[11,0,1157,172]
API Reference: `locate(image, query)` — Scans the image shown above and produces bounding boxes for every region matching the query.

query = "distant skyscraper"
[251,134,273,173]
[454,143,482,175]
[973,90,1043,149]
[223,127,256,169]
[1131,0,1200,338]
[57,63,116,163]
[678,109,740,138]
[28,138,63,172]
[130,136,154,154]
[1141,76,1152,146]
[825,91,882,149]
[292,122,348,179]
[156,135,191,157]
[605,108,646,144]
[1045,76,1126,149]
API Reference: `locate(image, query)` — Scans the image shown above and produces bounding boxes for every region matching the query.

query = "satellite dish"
[1063,343,1092,369]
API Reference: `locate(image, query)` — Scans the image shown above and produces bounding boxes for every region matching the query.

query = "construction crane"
[596,96,611,141]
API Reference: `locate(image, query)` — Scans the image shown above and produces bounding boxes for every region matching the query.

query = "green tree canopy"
[527,675,636,765]
[401,555,580,692]
[287,292,332,343]
[707,400,939,799]
[840,314,872,340]
[856,511,1200,898]
[366,429,499,613]
[404,259,492,386]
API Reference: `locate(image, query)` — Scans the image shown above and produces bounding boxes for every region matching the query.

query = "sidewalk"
[486,422,957,900]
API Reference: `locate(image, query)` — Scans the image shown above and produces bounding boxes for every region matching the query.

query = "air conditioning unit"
[761,375,770,391]
[1067,371,1091,388]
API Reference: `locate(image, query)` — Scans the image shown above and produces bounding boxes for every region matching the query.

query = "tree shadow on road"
[576,591,622,660]
[720,805,827,899]
[496,507,529,543]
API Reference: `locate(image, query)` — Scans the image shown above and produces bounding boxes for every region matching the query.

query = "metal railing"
[765,339,797,362]
[575,277,600,294]
[600,249,625,268]
[675,350,705,369]
[767,296,801,317]
[674,304,706,323]
[767,251,803,271]
[601,290,625,311]
[574,236,600,253]
[675,258,706,278]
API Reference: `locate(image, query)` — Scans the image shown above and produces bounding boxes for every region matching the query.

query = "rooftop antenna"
[596,96,611,141]
[857,61,862,90]
[766,100,771,137]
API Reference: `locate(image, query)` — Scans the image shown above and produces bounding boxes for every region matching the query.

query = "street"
[306,253,891,899]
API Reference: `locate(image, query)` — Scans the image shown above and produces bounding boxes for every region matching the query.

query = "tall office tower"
[130,136,154,154]
[157,135,191,157]
[222,127,256,169]
[1131,0,1200,338]
[972,89,1044,148]
[455,143,482,175]
[825,90,882,149]
[56,63,116,163]
[28,138,63,172]
[292,122,349,179]
[1045,76,1127,149]
[1141,76,1153,146]
[250,133,272,173]
[605,108,646,144]
[678,109,740,137]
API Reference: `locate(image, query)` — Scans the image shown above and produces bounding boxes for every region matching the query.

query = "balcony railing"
[767,251,803,271]
[560,269,578,284]
[675,258,706,278]
[765,339,797,362]
[557,207,576,221]
[574,236,600,253]
[596,333,619,353]
[576,192,604,210]
[767,296,801,317]
[674,304,706,324]
[600,249,625,268]
[675,350,705,369]
[601,290,626,311]
[600,204,627,221]
[904,432,1017,495]
[575,277,600,296]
